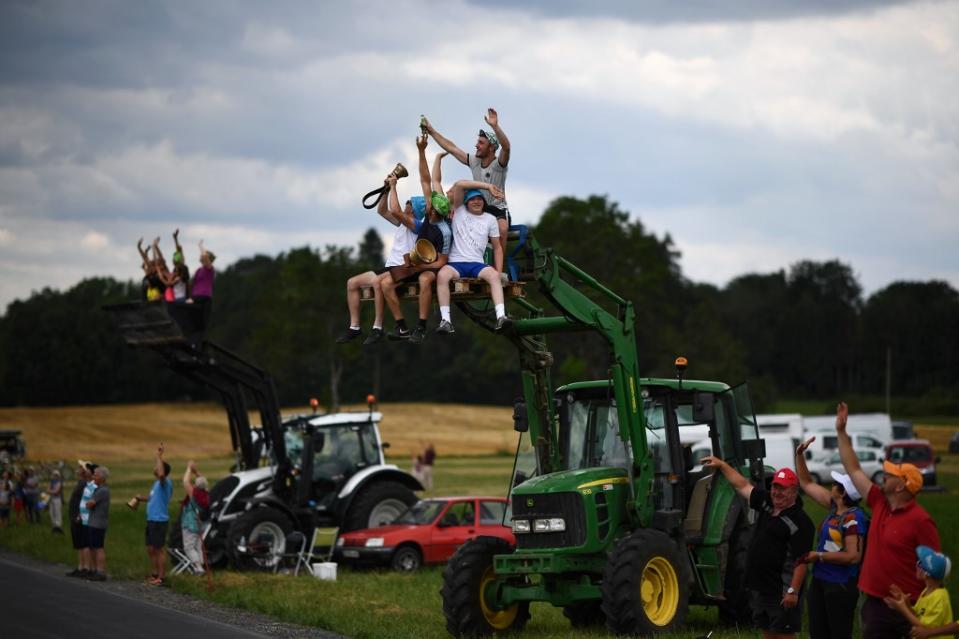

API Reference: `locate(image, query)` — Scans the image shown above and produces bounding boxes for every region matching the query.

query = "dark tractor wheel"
[563,600,605,628]
[717,520,754,627]
[226,507,293,571]
[601,529,689,635]
[441,536,530,637]
[391,545,423,572]
[343,481,418,532]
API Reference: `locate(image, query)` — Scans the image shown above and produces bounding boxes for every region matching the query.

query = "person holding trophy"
[379,136,454,343]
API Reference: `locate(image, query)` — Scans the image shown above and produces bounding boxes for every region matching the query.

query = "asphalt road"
[0,556,271,638]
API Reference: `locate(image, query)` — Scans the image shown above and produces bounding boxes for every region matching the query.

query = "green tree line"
[1,195,957,414]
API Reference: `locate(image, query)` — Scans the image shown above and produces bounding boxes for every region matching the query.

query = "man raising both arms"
[424,109,511,269]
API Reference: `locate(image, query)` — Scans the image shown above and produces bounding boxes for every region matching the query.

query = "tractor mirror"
[742,438,766,461]
[513,399,529,433]
[381,442,391,450]
[692,391,715,422]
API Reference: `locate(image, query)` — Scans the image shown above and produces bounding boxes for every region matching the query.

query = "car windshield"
[393,500,446,525]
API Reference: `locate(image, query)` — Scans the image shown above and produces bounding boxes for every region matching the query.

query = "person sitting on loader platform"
[337,170,416,346]
[380,136,453,343]
[434,178,508,335]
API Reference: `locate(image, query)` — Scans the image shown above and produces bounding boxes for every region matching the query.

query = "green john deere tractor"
[441,229,768,636]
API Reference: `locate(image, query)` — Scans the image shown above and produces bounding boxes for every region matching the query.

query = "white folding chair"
[273,530,310,575]
[307,527,339,565]
[169,547,199,575]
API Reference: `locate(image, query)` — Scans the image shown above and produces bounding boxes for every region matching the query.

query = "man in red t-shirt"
[835,401,940,639]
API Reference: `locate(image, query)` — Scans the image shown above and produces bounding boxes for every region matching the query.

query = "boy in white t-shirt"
[435,179,508,335]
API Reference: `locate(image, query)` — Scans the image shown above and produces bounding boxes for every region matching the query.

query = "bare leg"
[478,266,505,306]
[374,272,394,327]
[418,271,436,320]
[436,266,456,307]
[498,218,509,274]
[346,271,376,327]
[381,274,404,322]
[95,548,106,574]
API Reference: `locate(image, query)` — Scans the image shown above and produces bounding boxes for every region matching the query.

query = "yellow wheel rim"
[639,556,679,626]
[479,566,520,630]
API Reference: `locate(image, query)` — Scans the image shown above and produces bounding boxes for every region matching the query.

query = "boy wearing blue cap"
[885,546,953,638]
[379,139,453,343]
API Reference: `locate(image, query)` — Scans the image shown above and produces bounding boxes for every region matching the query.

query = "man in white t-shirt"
[337,175,418,346]
[424,108,511,262]
[435,180,509,335]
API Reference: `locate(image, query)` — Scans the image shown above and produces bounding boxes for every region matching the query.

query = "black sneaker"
[363,328,384,345]
[410,326,426,344]
[388,326,411,341]
[494,316,512,332]
[87,572,107,582]
[435,320,455,335]
[66,568,84,578]
[335,328,362,344]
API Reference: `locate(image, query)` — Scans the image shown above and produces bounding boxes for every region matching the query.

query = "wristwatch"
[786,586,796,595]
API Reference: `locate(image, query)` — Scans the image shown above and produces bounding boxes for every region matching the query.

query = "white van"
[757,414,804,443]
[802,413,891,462]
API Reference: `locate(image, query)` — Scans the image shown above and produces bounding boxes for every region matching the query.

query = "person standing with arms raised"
[834,401,941,639]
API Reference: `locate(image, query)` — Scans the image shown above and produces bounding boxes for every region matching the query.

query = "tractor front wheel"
[441,536,530,637]
[601,529,689,635]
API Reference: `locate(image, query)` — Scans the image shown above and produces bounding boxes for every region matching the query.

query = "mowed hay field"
[0,401,517,462]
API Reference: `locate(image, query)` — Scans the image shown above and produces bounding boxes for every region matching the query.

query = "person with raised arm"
[700,454,814,639]
[180,460,210,575]
[834,401,941,639]
[423,108,512,262]
[795,435,868,639]
[134,443,173,586]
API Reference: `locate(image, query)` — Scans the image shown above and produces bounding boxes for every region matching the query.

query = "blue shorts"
[448,262,491,278]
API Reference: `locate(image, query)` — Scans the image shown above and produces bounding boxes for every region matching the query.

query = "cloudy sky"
[1,0,957,311]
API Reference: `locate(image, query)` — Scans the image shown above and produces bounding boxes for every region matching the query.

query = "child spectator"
[180,460,210,575]
[885,546,953,638]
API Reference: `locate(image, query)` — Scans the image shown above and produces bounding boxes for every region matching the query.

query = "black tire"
[226,507,293,571]
[391,544,422,572]
[441,536,530,637]
[717,521,754,626]
[601,529,689,635]
[342,481,417,532]
[563,600,605,628]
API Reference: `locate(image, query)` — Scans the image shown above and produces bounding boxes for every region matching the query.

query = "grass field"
[2,402,959,638]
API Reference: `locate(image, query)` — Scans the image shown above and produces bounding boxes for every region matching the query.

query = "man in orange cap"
[834,401,941,639]
[701,456,814,639]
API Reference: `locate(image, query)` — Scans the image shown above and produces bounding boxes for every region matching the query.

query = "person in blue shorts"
[434,176,508,335]
[134,443,173,586]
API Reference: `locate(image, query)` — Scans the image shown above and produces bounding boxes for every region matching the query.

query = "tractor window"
[313,425,366,478]
[357,425,379,466]
[566,400,629,470]
[643,397,677,510]
[284,430,305,469]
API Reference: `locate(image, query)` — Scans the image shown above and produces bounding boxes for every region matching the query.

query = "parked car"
[885,439,940,487]
[334,496,515,572]
[949,431,959,454]
[805,449,885,485]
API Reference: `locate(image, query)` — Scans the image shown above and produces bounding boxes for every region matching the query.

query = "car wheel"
[391,545,422,572]
[343,481,418,531]
[601,529,689,635]
[226,507,293,571]
[441,536,530,637]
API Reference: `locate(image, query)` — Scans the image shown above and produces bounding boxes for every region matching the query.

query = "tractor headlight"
[365,537,385,547]
[533,518,566,533]
[511,519,531,534]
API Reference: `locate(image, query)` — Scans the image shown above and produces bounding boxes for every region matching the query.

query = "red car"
[334,496,514,572]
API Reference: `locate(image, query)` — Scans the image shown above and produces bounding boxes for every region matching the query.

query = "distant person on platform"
[134,444,173,586]
[181,460,210,575]
[423,108,512,260]
[835,401,941,639]
[163,228,191,303]
[337,168,420,346]
[67,461,95,577]
[187,240,216,330]
[701,456,815,639]
[85,466,111,581]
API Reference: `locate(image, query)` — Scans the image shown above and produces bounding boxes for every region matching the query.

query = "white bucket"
[312,562,337,581]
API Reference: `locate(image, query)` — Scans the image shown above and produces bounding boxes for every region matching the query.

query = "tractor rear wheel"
[441,536,530,637]
[343,481,417,531]
[226,507,293,571]
[601,529,688,635]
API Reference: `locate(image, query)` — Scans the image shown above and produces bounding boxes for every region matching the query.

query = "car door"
[429,499,477,562]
